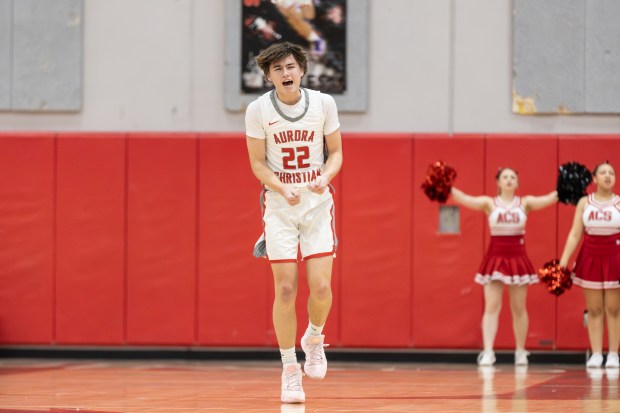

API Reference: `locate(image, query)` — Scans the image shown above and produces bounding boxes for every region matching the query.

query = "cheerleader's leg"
[508,284,529,352]
[583,288,605,355]
[603,289,620,354]
[482,281,504,352]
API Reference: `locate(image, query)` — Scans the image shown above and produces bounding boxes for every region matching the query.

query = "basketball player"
[450,168,557,366]
[560,162,620,369]
[245,41,342,404]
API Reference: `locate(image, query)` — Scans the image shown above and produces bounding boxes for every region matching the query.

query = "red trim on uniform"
[268,258,299,264]
[329,185,338,252]
[589,194,617,209]
[302,251,335,261]
[260,187,268,258]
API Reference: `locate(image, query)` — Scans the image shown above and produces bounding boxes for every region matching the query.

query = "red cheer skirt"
[573,233,620,290]
[475,236,537,286]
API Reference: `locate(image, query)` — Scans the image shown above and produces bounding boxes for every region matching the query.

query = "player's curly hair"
[255,41,308,77]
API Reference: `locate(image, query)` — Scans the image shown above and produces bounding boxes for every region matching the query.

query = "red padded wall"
[55,134,126,344]
[198,135,271,346]
[0,134,55,344]
[486,135,558,350]
[556,135,620,350]
[412,135,485,348]
[0,132,616,349]
[340,136,413,347]
[126,135,197,345]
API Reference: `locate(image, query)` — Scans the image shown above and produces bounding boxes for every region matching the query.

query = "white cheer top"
[488,196,527,236]
[582,194,620,236]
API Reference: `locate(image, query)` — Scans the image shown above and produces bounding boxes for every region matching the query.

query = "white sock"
[305,322,324,337]
[280,347,297,365]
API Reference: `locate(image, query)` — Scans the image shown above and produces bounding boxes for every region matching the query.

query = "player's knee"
[310,281,331,301]
[276,283,297,304]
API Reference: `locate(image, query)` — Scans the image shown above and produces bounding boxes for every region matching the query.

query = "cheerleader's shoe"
[515,350,530,366]
[606,353,619,368]
[587,353,604,368]
[477,351,496,366]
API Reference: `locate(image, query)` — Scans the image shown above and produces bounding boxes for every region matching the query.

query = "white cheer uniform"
[475,197,537,285]
[573,194,620,289]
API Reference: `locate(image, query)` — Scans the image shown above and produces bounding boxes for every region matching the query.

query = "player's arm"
[322,129,343,183]
[450,187,493,213]
[246,136,300,205]
[276,4,314,38]
[522,190,558,212]
[559,196,586,267]
[300,3,315,19]
[308,129,342,194]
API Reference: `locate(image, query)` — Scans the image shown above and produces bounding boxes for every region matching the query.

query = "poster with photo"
[241,0,347,95]
[225,0,367,112]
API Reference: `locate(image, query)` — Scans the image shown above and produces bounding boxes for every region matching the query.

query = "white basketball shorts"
[262,187,337,263]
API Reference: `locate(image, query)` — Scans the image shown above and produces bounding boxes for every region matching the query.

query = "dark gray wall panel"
[513,0,585,114]
[0,0,11,109]
[585,0,620,113]
[12,0,82,111]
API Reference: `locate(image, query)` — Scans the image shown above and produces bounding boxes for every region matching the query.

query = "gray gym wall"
[0,0,618,133]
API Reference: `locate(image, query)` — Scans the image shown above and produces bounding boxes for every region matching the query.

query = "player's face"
[497,169,518,192]
[594,164,615,190]
[267,55,304,97]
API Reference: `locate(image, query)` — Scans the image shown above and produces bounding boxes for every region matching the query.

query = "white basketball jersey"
[488,197,527,236]
[257,88,326,189]
[582,194,620,236]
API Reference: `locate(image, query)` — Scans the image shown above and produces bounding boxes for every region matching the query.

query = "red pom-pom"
[538,259,573,296]
[421,161,457,203]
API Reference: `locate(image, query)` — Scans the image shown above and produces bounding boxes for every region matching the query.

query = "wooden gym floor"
[0,358,618,412]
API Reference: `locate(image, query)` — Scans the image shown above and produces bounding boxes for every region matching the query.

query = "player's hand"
[282,188,301,206]
[308,176,328,194]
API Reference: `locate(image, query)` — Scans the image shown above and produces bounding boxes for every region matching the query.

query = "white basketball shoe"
[281,363,305,404]
[301,335,328,379]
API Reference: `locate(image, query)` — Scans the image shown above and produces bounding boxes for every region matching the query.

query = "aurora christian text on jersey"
[245,88,339,189]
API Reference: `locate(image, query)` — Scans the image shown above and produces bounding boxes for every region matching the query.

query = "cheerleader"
[451,168,557,366]
[559,162,620,369]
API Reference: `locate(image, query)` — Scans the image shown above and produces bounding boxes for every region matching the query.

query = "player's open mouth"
[283,80,294,86]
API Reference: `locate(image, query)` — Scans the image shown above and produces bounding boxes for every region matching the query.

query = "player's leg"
[272,263,305,403]
[263,191,305,403]
[299,191,336,379]
[301,256,332,379]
